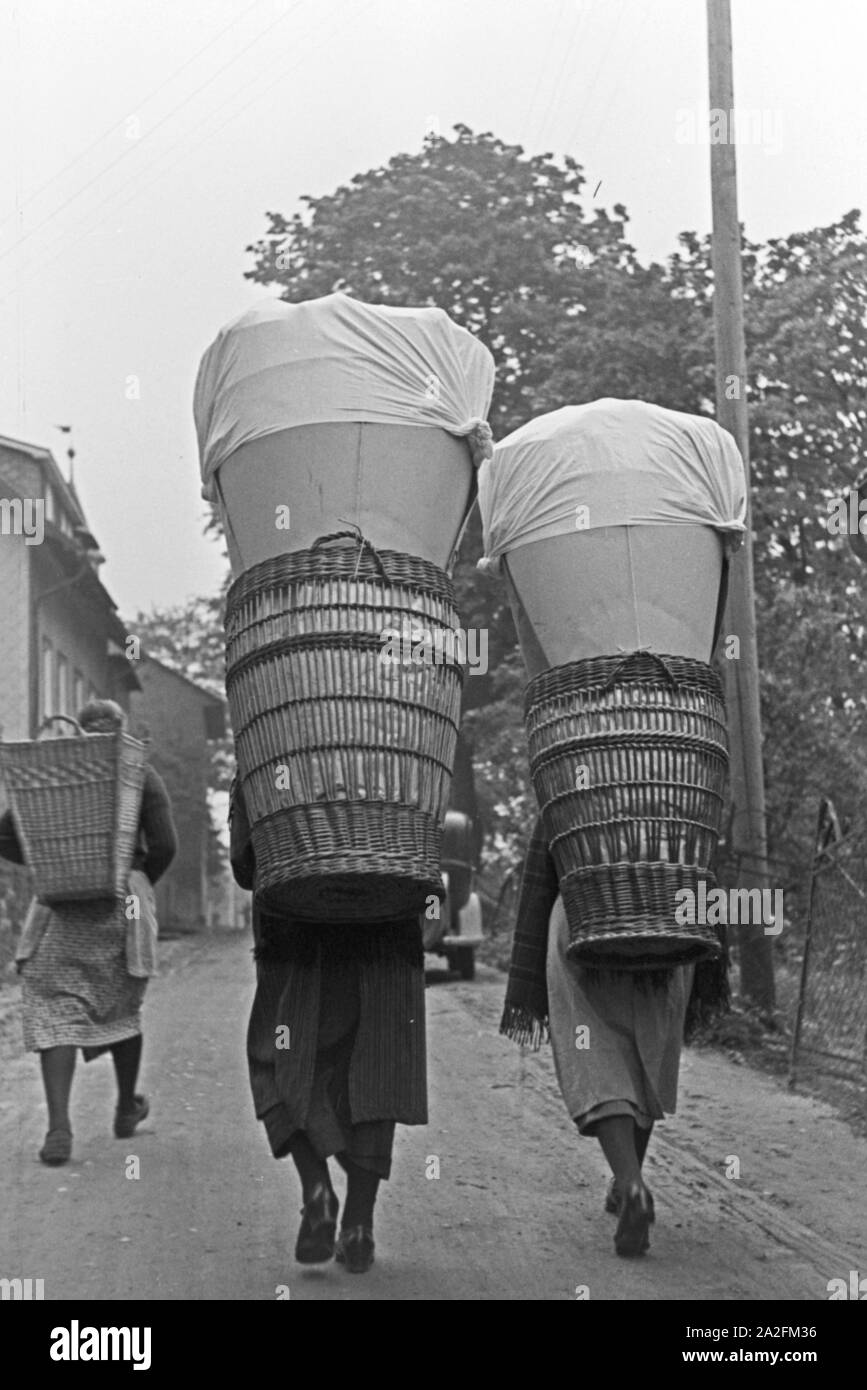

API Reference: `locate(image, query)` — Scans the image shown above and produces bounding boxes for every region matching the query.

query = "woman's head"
[77,699,126,734]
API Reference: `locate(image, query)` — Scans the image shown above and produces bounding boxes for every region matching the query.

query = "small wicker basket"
[0,715,148,904]
[525,651,728,969]
[225,533,465,921]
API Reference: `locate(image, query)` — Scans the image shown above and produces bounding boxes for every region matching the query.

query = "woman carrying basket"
[501,822,716,1257]
[0,700,177,1166]
[229,779,427,1275]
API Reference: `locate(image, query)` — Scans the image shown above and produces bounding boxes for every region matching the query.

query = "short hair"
[77,699,126,732]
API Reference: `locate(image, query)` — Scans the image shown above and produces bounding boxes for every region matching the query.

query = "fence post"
[788,800,825,1089]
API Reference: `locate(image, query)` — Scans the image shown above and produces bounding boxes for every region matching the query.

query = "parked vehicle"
[423,809,483,979]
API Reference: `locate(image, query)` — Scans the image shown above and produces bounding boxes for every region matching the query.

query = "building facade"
[0,435,142,963]
[0,435,139,739]
[129,656,227,935]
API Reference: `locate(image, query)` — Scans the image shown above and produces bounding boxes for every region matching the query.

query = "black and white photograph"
[0,0,864,1345]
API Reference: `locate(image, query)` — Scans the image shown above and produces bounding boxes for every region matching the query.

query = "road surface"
[0,931,863,1301]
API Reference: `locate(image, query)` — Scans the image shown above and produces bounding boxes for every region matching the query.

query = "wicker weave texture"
[225,538,464,920]
[525,651,728,967]
[0,730,148,903]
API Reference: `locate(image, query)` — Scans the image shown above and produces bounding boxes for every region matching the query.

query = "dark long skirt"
[246,916,427,1179]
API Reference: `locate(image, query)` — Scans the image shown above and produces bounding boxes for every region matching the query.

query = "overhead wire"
[0,0,308,264]
[581,0,652,159]
[0,0,265,235]
[562,0,630,155]
[531,0,592,152]
[520,0,568,145]
[0,0,380,307]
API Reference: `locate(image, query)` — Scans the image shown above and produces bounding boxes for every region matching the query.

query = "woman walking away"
[0,700,177,1166]
[230,779,427,1274]
[500,816,726,1258]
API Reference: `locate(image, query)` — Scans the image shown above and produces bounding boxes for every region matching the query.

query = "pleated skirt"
[246,917,427,1174]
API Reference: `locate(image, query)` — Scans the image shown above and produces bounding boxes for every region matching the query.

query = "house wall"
[0,445,135,962]
[129,663,212,934]
[35,580,120,722]
[0,533,31,743]
[0,447,41,499]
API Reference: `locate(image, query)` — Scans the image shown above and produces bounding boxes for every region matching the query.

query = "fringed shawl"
[499,815,729,1049]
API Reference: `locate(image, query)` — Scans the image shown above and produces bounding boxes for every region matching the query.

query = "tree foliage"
[181,127,867,923]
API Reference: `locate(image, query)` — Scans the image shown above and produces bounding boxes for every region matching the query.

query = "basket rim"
[525,651,725,715]
[226,541,457,615]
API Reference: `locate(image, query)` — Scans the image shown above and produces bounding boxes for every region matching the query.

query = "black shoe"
[39,1127,72,1166]
[295,1182,339,1264]
[614,1181,655,1257]
[335,1224,375,1274]
[114,1095,149,1139]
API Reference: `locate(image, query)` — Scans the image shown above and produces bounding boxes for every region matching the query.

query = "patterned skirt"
[20,898,147,1054]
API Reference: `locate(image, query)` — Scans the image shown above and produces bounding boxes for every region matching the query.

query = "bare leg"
[40,1046,76,1131]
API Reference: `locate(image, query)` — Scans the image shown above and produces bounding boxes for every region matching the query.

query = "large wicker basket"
[0,716,148,904]
[525,651,728,970]
[225,533,465,921]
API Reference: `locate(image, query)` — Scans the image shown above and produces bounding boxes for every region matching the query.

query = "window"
[57,654,69,716]
[41,640,54,721]
[44,486,55,524]
[74,670,85,716]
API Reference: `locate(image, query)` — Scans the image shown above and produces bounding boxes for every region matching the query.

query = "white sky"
[0,0,864,622]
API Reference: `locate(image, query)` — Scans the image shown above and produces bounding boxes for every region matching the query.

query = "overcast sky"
[0,0,863,623]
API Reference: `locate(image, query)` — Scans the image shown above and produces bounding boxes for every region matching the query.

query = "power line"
[0,0,307,265]
[582,0,651,159]
[0,0,350,297]
[0,0,265,236]
[563,0,629,156]
[0,0,378,307]
[532,0,592,151]
[521,0,567,144]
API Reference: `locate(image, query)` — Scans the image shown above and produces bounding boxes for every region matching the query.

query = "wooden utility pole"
[706,0,775,1011]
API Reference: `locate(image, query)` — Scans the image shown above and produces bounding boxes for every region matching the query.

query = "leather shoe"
[335,1224,375,1274]
[614,1181,655,1257]
[295,1182,339,1264]
[39,1127,72,1166]
[114,1095,149,1139]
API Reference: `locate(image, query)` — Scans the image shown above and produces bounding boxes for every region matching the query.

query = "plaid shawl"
[499,815,730,1050]
[499,816,559,1049]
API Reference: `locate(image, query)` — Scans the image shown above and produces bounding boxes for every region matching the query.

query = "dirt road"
[0,932,863,1301]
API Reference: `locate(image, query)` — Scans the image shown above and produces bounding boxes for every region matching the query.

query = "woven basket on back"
[0,715,148,904]
[525,651,728,970]
[225,533,465,921]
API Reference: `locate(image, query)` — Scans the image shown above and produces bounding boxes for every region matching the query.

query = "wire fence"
[480,797,867,1104]
[789,798,867,1088]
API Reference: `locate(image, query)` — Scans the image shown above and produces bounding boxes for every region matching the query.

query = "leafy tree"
[131,595,226,698]
[244,125,702,706]
[229,130,867,1012]
[246,125,635,435]
[132,596,233,793]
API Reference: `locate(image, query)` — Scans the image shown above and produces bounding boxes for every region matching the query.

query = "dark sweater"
[0,765,178,886]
